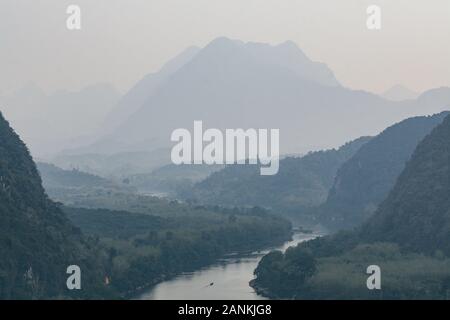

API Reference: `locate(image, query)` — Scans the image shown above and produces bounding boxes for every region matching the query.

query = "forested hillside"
[65,205,292,295]
[252,114,450,299]
[0,111,293,299]
[319,112,448,230]
[360,114,450,255]
[0,113,108,299]
[182,137,371,218]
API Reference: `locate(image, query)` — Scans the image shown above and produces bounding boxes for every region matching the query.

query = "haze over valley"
[1,0,450,301]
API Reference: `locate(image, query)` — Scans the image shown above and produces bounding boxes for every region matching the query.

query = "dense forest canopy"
[65,205,292,295]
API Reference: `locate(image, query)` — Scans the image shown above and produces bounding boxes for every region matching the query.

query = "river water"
[138,232,320,300]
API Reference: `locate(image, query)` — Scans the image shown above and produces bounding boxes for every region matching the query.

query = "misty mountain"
[0,83,120,156]
[182,136,371,217]
[101,46,200,134]
[382,84,419,101]
[318,112,449,231]
[73,37,450,158]
[51,148,171,177]
[0,112,107,298]
[71,46,201,155]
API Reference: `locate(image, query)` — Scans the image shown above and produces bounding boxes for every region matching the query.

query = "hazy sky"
[1,0,449,96]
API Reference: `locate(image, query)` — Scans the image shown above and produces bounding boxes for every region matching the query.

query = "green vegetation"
[182,136,370,222]
[64,205,292,296]
[254,241,450,299]
[252,246,316,298]
[252,113,450,299]
[63,207,169,239]
[36,162,136,207]
[0,113,110,299]
[0,111,292,299]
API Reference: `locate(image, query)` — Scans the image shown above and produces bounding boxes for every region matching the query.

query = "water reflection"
[138,232,320,300]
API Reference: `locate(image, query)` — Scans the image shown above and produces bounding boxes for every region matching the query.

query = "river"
[137,232,320,300]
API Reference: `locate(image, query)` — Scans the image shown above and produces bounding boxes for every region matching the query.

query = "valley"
[138,232,320,300]
[1,34,450,301]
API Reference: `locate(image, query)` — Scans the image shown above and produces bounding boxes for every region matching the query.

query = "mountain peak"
[382,84,418,101]
[206,36,244,47]
[277,40,306,55]
[189,37,339,87]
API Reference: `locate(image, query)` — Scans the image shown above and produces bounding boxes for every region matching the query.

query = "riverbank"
[138,232,320,300]
[65,205,293,299]
[248,279,278,300]
[128,232,292,299]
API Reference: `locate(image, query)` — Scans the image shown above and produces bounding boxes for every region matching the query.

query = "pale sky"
[1,0,449,96]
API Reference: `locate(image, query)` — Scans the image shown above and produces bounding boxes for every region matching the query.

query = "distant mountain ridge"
[182,136,371,218]
[65,37,450,161]
[382,85,419,101]
[103,45,201,133]
[71,46,201,155]
[37,162,113,189]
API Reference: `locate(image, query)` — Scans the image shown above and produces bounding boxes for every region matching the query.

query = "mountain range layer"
[75,38,450,159]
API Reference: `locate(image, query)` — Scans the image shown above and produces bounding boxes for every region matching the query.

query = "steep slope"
[360,114,450,255]
[67,46,201,155]
[253,115,450,299]
[182,136,371,215]
[319,112,449,230]
[101,46,200,135]
[0,113,107,299]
